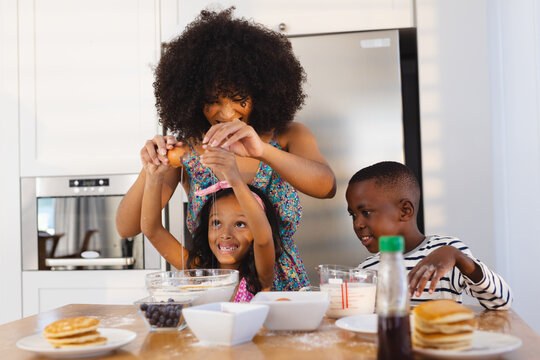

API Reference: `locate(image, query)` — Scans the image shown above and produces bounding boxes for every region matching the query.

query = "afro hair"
[154,7,306,141]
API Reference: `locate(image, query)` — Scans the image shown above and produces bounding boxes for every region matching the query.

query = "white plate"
[336,316,521,359]
[335,314,378,334]
[335,314,414,334]
[16,328,136,358]
[414,330,522,360]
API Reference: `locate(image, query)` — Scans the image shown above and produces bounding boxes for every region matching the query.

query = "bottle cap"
[379,236,404,252]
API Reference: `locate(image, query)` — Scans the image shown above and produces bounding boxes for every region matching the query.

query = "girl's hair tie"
[195,181,265,210]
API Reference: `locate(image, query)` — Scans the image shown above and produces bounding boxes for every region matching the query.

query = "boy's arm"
[447,241,513,310]
[409,240,513,310]
[141,167,189,270]
[456,258,513,310]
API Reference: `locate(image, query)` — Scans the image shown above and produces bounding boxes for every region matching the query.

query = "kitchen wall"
[416,0,540,333]
[487,0,540,333]
[1,0,540,333]
[416,0,540,332]
[0,0,22,324]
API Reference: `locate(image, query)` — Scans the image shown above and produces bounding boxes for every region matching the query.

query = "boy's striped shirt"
[359,235,512,310]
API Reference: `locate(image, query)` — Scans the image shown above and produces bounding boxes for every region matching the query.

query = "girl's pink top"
[233,277,254,303]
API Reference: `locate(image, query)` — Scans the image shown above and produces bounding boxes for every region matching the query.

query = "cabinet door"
[19,0,160,176]
[22,270,152,316]
[161,0,413,41]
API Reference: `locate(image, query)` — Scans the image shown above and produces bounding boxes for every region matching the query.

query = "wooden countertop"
[0,303,538,359]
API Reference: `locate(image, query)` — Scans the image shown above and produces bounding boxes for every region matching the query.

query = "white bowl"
[183,302,269,346]
[250,291,330,331]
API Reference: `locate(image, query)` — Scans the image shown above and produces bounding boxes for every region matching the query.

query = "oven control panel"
[68,178,109,193]
[69,178,109,187]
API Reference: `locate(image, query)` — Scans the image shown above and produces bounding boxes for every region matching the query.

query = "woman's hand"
[200,146,242,186]
[141,134,182,166]
[202,119,264,158]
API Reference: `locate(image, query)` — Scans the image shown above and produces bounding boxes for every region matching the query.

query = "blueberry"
[159,315,166,324]
[151,312,159,320]
[168,310,176,319]
[165,318,173,327]
[167,298,174,303]
[149,318,157,325]
[159,306,167,315]
[140,303,148,311]
[176,309,182,317]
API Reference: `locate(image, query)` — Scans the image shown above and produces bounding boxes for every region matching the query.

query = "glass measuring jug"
[317,264,377,318]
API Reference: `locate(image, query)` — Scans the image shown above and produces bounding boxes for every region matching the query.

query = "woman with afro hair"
[117,7,336,291]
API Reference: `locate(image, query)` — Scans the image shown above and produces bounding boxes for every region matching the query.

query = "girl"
[141,146,282,301]
[117,8,336,291]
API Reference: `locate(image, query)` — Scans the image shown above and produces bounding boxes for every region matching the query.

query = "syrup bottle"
[376,235,412,360]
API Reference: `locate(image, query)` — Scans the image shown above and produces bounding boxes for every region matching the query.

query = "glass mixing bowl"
[145,269,239,305]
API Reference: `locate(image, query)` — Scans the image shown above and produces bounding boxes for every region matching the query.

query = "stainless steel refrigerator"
[289,29,423,285]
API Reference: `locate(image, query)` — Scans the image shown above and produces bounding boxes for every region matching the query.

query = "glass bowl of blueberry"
[134,295,194,331]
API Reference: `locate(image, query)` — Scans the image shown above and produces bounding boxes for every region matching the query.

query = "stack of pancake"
[412,299,477,351]
[43,316,107,348]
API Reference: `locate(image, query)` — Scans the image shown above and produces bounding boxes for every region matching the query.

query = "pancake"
[43,316,107,349]
[413,330,473,351]
[51,337,108,349]
[412,300,477,351]
[414,316,476,334]
[45,330,101,345]
[44,317,100,338]
[413,299,474,324]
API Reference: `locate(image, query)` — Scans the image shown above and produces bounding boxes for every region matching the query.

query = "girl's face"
[207,194,254,269]
[345,179,403,253]
[203,93,253,125]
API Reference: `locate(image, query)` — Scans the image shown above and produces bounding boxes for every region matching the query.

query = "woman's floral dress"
[183,139,310,291]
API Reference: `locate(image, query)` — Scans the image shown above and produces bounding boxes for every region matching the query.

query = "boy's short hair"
[348,161,421,206]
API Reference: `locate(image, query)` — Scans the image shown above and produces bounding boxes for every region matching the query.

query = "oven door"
[21,175,162,271]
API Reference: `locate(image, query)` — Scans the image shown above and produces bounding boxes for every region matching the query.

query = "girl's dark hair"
[154,7,306,141]
[187,185,282,294]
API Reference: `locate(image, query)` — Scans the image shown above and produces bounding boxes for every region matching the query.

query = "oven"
[21,175,162,271]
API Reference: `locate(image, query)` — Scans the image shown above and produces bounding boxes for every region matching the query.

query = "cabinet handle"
[45,257,135,267]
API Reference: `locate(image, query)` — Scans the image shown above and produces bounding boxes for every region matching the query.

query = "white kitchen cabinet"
[18,0,160,177]
[22,270,155,317]
[161,0,414,42]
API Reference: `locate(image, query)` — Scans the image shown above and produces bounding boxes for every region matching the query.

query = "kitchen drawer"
[22,270,155,316]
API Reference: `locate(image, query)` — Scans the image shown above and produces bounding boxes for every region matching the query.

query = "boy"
[346,161,512,310]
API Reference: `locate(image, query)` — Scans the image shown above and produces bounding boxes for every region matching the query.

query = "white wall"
[0,0,22,324]
[488,0,540,333]
[417,0,540,334]
[416,1,494,267]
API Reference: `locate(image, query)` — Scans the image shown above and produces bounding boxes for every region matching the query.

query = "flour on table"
[99,314,137,327]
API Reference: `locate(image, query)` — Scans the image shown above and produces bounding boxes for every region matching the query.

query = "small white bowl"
[183,302,269,346]
[250,291,330,331]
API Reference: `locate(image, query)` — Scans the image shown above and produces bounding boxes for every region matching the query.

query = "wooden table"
[0,304,538,359]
